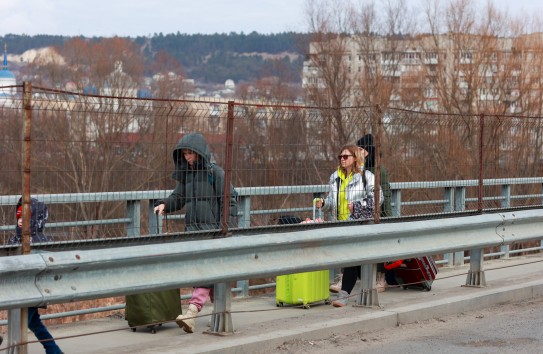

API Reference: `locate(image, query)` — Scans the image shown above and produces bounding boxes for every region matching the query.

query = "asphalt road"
[270,297,543,354]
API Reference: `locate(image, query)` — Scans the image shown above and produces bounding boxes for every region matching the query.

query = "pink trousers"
[189,287,214,312]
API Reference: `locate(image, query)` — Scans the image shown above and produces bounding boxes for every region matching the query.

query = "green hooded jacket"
[161,133,238,231]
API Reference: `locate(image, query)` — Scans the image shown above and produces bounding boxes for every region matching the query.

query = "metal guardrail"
[1,208,543,310]
[1,178,542,332]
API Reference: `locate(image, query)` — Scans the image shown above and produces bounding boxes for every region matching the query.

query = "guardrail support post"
[234,195,251,297]
[354,264,380,307]
[206,282,234,335]
[465,248,486,287]
[8,308,27,354]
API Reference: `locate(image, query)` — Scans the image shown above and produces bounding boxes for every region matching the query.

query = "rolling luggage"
[392,256,438,291]
[125,289,182,333]
[276,270,330,308]
[275,207,329,308]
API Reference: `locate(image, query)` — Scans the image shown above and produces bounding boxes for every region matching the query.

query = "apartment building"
[302,32,543,114]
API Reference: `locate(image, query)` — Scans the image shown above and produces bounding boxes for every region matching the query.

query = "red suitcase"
[392,256,438,291]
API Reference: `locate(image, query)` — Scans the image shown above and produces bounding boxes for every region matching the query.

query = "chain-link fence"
[1,83,542,248]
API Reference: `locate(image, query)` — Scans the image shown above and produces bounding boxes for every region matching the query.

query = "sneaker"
[377,272,387,293]
[332,290,349,307]
[329,273,343,293]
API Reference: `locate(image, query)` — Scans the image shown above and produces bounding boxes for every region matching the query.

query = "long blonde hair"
[338,145,363,175]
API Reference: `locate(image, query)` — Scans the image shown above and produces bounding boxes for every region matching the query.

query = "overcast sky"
[1,0,541,38]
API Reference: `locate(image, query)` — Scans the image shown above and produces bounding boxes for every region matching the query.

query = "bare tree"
[304,0,357,148]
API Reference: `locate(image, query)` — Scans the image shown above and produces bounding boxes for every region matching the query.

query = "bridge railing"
[2,177,542,262]
[1,208,543,328]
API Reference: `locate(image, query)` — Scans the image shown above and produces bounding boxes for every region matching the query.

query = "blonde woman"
[315,145,379,221]
[315,145,383,307]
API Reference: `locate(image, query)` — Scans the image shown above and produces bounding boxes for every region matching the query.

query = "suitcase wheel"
[324,299,331,305]
[147,325,157,334]
[276,302,284,307]
[131,327,136,332]
[302,304,310,309]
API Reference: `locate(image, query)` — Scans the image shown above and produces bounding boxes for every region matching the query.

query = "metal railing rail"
[1,208,543,311]
[1,177,542,234]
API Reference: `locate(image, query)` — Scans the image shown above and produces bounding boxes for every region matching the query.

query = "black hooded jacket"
[10,197,50,244]
[357,134,392,217]
[160,132,238,231]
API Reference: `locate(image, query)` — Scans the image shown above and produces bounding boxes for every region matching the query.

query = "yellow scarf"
[337,168,353,220]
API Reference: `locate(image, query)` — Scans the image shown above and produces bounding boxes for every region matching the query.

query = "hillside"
[1,32,309,84]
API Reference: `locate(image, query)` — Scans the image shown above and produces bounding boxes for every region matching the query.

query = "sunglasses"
[338,154,353,160]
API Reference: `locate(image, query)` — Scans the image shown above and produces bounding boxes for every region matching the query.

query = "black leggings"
[341,266,360,294]
[341,264,396,293]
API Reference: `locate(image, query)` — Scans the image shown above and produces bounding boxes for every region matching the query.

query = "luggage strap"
[384,259,403,270]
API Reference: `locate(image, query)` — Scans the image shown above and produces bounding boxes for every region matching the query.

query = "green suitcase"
[125,289,182,333]
[276,270,330,309]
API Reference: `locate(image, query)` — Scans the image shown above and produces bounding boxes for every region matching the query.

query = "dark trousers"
[28,307,63,354]
[377,263,398,285]
[341,264,397,294]
[341,266,360,294]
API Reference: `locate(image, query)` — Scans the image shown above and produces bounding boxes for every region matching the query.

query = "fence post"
[391,189,401,217]
[226,101,250,298]
[234,195,251,298]
[374,104,382,224]
[126,200,141,237]
[444,187,454,212]
[148,199,161,234]
[10,81,33,354]
[500,184,511,258]
[443,187,456,266]
[221,100,235,236]
[453,187,467,266]
[237,195,251,228]
[478,114,485,214]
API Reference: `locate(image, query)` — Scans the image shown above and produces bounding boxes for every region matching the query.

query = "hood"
[356,134,375,169]
[15,197,48,236]
[172,133,212,180]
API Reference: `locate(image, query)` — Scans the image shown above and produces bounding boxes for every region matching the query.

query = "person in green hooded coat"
[154,132,237,334]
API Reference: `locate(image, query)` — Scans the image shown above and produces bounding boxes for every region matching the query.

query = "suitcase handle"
[384,259,403,270]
